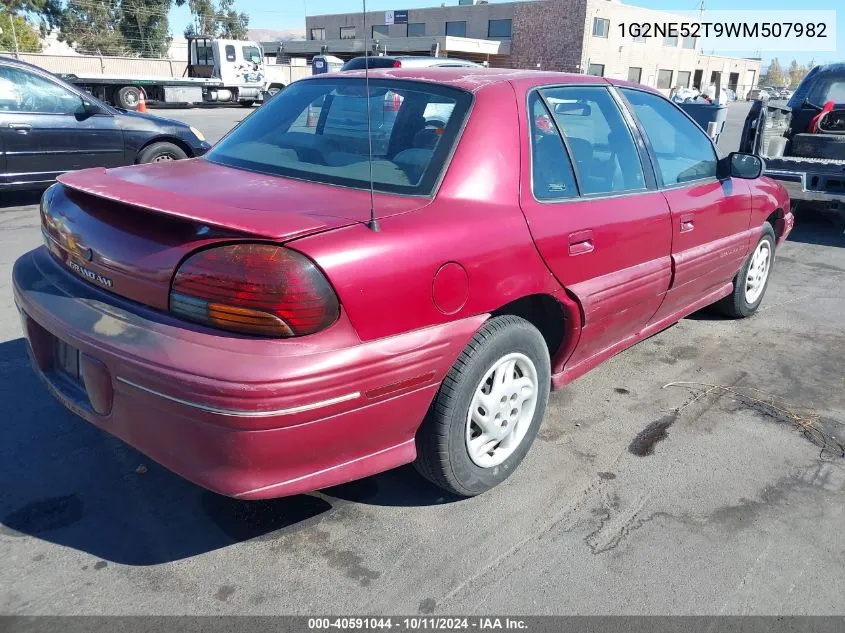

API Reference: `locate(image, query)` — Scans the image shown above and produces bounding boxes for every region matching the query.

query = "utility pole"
[9,13,20,58]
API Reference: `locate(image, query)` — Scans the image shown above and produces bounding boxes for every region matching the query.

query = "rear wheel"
[718,222,776,318]
[414,315,550,496]
[137,142,188,164]
[116,86,142,110]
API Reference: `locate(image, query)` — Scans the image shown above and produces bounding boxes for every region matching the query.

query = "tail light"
[384,91,402,111]
[170,244,339,337]
[393,60,402,68]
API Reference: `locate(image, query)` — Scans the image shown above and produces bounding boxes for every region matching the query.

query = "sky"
[169,0,842,67]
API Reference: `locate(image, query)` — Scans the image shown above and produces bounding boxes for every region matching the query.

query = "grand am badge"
[67,258,113,288]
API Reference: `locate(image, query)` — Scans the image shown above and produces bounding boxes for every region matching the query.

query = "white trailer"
[61,37,269,109]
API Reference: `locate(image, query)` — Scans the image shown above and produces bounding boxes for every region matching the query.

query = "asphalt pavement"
[1,101,844,615]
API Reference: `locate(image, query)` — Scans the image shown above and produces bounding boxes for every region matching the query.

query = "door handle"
[679,213,695,233]
[568,229,595,255]
[8,123,31,134]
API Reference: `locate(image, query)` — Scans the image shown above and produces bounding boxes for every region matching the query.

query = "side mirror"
[80,100,103,117]
[719,152,763,180]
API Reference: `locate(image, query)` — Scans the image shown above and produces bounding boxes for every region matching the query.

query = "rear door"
[618,87,752,322]
[0,64,125,186]
[518,84,673,368]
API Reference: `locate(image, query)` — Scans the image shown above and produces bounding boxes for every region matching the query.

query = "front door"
[518,85,673,369]
[0,64,124,186]
[618,87,753,322]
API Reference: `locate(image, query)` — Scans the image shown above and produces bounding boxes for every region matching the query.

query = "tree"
[764,57,786,87]
[2,0,63,31]
[788,59,808,89]
[184,0,249,40]
[59,0,128,55]
[0,10,42,51]
[119,0,185,58]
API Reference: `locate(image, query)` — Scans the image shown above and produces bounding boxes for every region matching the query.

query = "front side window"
[593,17,609,38]
[310,28,325,41]
[541,86,645,196]
[206,78,471,196]
[372,24,390,37]
[340,26,356,39]
[621,87,718,185]
[488,19,512,39]
[657,69,673,89]
[225,45,236,62]
[528,92,578,200]
[408,22,425,37]
[446,21,466,37]
[0,66,82,114]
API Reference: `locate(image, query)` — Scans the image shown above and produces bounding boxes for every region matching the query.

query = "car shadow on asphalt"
[0,337,457,565]
[0,190,43,210]
[787,208,845,248]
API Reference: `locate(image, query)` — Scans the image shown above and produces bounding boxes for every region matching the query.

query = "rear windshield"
[206,78,471,195]
[341,57,398,71]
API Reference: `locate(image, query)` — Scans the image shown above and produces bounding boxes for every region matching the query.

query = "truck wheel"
[116,86,142,110]
[414,315,550,497]
[240,100,255,108]
[137,142,188,164]
[790,133,845,161]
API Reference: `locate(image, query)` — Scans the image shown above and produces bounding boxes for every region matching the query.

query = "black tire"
[717,222,777,318]
[414,315,551,497]
[240,100,255,108]
[136,142,188,164]
[116,86,142,110]
[790,133,845,160]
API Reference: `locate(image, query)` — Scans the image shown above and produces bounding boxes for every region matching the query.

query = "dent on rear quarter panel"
[290,81,565,343]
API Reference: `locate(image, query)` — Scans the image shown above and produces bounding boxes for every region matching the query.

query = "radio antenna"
[362,0,380,232]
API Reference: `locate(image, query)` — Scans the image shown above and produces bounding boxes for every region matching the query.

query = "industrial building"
[262,0,761,97]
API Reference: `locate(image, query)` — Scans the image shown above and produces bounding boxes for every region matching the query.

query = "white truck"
[60,37,283,109]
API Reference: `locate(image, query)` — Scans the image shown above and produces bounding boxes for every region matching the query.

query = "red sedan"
[13,69,793,499]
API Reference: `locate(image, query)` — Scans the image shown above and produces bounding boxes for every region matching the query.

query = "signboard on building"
[385,10,408,25]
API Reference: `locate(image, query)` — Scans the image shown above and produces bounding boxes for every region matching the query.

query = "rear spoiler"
[57,167,331,241]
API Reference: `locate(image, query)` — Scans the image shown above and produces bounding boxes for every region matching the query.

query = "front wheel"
[137,142,188,164]
[414,315,550,496]
[718,222,776,318]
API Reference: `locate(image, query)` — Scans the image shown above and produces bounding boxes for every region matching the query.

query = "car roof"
[312,67,663,95]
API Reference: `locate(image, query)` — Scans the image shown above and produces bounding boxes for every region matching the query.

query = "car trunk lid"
[46,161,427,310]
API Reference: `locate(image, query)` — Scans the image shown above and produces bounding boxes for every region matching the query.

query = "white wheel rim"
[744,240,772,304]
[465,352,539,468]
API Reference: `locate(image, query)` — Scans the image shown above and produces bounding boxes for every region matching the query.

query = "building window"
[372,24,389,38]
[340,26,356,39]
[588,63,605,77]
[310,28,325,41]
[677,71,691,88]
[446,21,467,37]
[488,19,512,39]
[593,17,609,38]
[657,69,674,89]
[664,36,678,47]
[633,34,645,43]
[408,22,425,37]
[628,66,642,83]
[682,36,696,49]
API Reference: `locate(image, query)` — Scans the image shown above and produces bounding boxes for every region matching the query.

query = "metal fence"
[0,51,188,78]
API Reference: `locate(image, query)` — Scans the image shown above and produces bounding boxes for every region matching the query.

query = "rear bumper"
[13,247,486,499]
[765,168,845,211]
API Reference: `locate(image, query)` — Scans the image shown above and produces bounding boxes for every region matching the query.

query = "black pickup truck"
[740,62,845,219]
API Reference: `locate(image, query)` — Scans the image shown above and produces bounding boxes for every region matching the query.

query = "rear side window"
[207,78,471,196]
[528,92,578,200]
[341,57,397,71]
[540,86,645,195]
[620,88,717,185]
